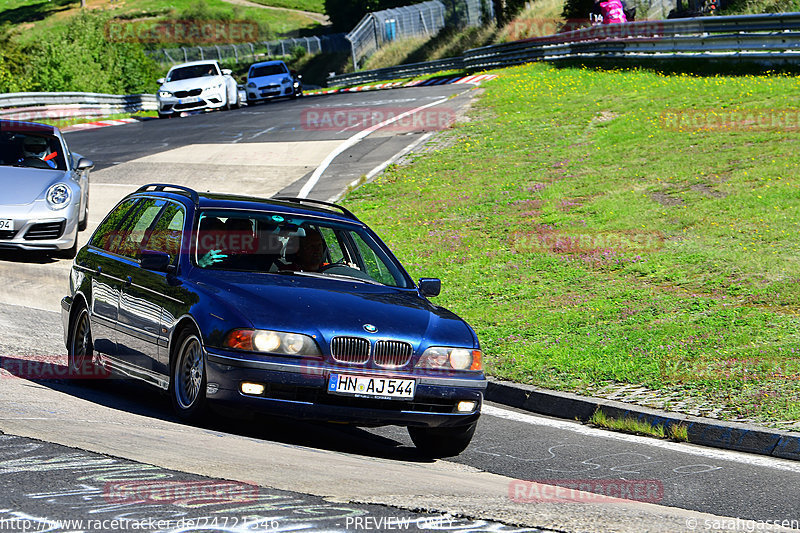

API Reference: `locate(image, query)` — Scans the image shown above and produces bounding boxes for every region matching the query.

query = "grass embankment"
[0,0,322,45]
[345,63,800,429]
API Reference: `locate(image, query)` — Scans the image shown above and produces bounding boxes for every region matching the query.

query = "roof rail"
[136,183,200,205]
[272,196,359,221]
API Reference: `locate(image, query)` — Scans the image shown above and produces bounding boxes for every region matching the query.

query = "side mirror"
[76,157,94,171]
[418,278,441,298]
[222,69,232,75]
[157,78,166,85]
[140,250,172,272]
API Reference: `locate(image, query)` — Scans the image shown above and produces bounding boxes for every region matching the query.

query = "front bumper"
[206,349,485,428]
[0,201,78,251]
[247,83,293,102]
[158,89,226,115]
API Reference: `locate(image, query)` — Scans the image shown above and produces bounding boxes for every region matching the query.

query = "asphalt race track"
[1,85,799,533]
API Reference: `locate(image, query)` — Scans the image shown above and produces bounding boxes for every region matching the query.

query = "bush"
[25,11,161,94]
[0,26,31,92]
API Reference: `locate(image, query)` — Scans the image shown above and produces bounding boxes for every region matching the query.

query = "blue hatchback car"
[61,184,486,456]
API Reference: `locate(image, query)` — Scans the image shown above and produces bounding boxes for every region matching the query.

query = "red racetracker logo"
[509,479,664,504]
[104,20,258,44]
[104,481,259,506]
[301,107,455,132]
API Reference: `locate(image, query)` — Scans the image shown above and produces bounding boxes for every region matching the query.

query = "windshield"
[0,130,66,170]
[249,64,287,78]
[194,210,411,288]
[167,64,219,82]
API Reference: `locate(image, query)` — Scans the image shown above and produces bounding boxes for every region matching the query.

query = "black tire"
[170,327,208,422]
[408,422,477,458]
[68,301,97,382]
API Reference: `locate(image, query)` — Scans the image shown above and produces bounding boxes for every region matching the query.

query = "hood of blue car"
[194,271,475,351]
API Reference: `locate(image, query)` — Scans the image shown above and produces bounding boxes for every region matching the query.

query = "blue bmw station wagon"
[62,184,486,456]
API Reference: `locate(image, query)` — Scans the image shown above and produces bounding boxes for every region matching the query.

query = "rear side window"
[115,199,166,259]
[90,199,138,252]
[143,202,186,265]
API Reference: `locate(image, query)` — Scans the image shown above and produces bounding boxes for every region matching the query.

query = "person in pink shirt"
[594,0,628,23]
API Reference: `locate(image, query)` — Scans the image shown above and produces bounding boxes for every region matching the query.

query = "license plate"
[328,374,415,400]
[0,219,13,231]
[178,97,200,104]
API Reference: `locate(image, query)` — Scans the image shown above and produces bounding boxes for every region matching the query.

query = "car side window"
[90,198,138,252]
[115,199,166,260]
[351,233,400,286]
[142,202,185,265]
[319,227,345,264]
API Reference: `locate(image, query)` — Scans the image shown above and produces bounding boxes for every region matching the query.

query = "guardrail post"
[198,46,204,60]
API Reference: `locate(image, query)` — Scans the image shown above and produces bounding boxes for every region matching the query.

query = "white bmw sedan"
[156,60,239,118]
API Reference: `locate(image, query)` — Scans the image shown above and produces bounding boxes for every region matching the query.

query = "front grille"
[174,100,207,110]
[374,340,413,368]
[174,89,202,98]
[24,221,65,241]
[330,336,370,364]
[0,230,17,240]
[259,84,279,91]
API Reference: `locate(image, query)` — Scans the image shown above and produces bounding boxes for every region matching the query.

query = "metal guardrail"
[0,92,156,109]
[328,57,464,86]
[328,12,800,87]
[0,92,157,122]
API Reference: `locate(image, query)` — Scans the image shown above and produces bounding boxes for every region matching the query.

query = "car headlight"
[247,82,256,88]
[158,90,172,98]
[282,77,291,84]
[415,347,482,371]
[223,329,321,357]
[46,183,71,210]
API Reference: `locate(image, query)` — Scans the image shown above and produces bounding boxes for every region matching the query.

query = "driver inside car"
[282,227,327,272]
[20,136,58,169]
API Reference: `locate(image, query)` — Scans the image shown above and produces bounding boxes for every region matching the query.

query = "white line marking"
[482,404,800,473]
[328,132,434,203]
[249,126,276,140]
[297,96,449,198]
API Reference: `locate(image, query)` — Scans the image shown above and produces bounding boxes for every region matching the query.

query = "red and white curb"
[304,73,498,96]
[63,117,140,132]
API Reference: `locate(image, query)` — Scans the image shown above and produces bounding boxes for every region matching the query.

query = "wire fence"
[146,34,350,65]
[346,0,493,70]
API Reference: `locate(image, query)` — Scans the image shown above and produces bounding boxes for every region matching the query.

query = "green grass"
[245,0,326,14]
[0,0,321,45]
[34,110,157,130]
[590,410,688,441]
[343,63,800,429]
